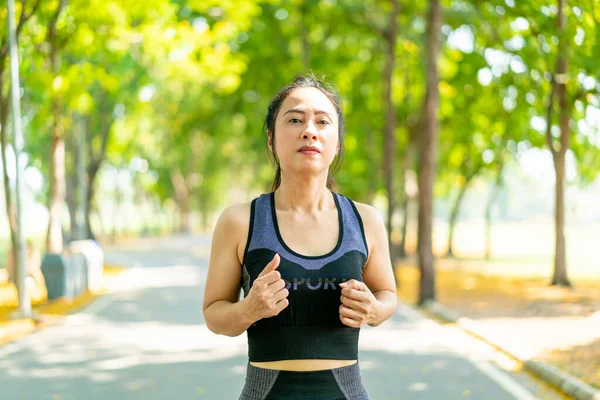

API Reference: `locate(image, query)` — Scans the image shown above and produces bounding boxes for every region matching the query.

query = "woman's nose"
[302,122,318,140]
[302,132,318,140]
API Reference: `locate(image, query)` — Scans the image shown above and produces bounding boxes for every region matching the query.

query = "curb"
[420,300,600,400]
[0,318,35,345]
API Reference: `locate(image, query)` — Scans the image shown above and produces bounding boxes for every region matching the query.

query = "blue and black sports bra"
[241,190,369,362]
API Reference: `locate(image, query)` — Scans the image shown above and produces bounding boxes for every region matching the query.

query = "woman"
[202,75,397,400]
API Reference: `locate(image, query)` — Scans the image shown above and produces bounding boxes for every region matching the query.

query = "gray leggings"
[239,362,369,400]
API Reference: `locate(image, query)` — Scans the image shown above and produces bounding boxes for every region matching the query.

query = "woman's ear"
[267,131,273,152]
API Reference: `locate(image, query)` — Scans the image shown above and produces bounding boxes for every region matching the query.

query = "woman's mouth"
[298,146,320,154]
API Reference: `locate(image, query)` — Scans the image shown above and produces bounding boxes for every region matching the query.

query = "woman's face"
[269,87,340,178]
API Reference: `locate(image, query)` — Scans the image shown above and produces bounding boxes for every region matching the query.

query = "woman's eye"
[289,118,302,124]
[318,120,330,125]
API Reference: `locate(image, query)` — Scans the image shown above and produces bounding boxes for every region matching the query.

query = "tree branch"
[46,0,66,48]
[0,0,42,60]
[23,0,42,23]
[545,79,558,159]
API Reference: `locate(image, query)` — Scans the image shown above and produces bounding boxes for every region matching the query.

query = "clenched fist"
[243,254,289,323]
[339,279,379,328]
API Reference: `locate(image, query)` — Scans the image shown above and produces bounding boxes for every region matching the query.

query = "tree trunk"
[446,182,467,257]
[446,166,480,257]
[92,205,104,239]
[366,126,376,204]
[485,161,503,260]
[398,70,416,260]
[46,0,66,254]
[399,140,416,258]
[198,186,209,233]
[0,86,18,277]
[85,179,96,240]
[65,134,77,244]
[179,202,191,234]
[552,150,569,285]
[382,0,399,266]
[66,173,76,244]
[551,0,571,287]
[418,0,441,305]
[171,169,192,234]
[399,196,409,258]
[85,108,113,241]
[46,121,66,253]
[0,0,42,289]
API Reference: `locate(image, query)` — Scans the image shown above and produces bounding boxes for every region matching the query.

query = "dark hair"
[264,74,345,192]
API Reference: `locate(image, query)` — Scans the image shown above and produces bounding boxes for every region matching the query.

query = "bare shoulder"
[218,201,252,227]
[214,200,253,264]
[348,199,394,292]
[348,200,386,258]
[351,201,385,229]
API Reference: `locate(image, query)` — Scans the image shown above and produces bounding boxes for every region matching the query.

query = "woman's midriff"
[249,359,357,371]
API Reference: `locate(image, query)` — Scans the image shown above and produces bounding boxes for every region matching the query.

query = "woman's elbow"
[203,307,244,337]
[204,318,221,335]
[202,307,221,335]
[206,321,242,337]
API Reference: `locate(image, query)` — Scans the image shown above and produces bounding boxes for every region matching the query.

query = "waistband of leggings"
[247,360,359,374]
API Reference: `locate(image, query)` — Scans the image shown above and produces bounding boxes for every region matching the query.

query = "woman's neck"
[275,176,332,213]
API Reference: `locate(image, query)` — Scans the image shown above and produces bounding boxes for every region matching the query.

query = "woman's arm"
[202,204,254,337]
[202,203,289,336]
[339,203,397,328]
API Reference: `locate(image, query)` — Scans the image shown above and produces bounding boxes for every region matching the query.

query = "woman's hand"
[242,254,289,322]
[339,279,380,328]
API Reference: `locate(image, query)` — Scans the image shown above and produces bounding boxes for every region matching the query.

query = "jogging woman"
[202,75,397,399]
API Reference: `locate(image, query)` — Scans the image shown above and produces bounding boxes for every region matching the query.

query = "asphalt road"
[0,235,566,400]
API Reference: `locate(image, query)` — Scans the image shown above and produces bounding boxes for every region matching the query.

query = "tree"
[43,0,67,253]
[418,0,441,304]
[0,0,41,275]
[381,0,399,264]
[546,0,570,286]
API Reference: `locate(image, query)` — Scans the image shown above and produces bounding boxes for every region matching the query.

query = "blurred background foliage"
[0,0,599,278]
